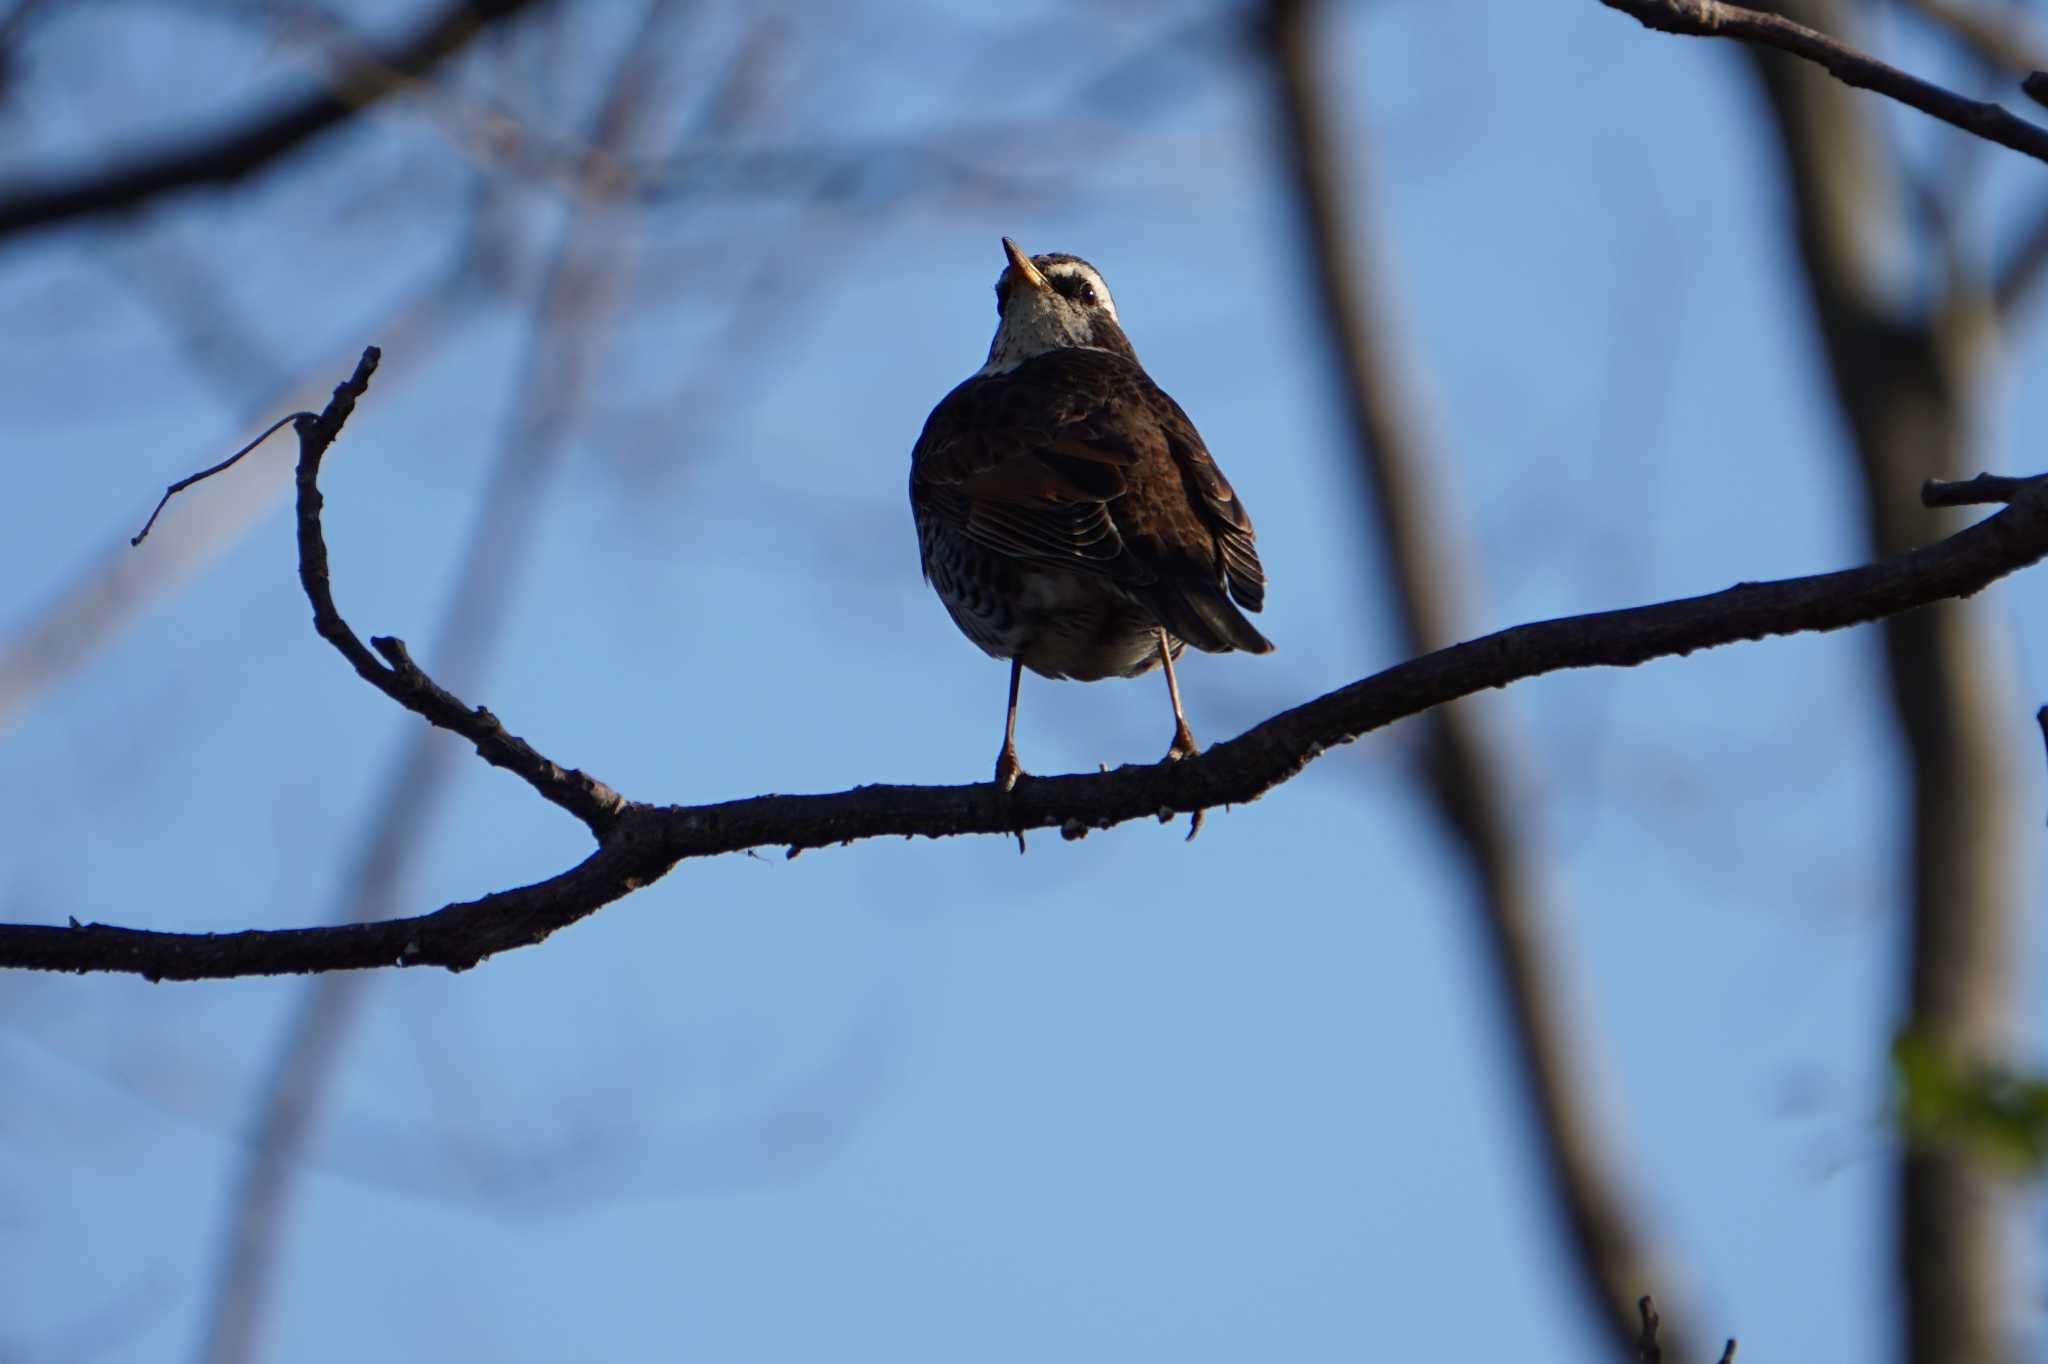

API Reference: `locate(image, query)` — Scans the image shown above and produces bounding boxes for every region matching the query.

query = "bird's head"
[982,237,1136,373]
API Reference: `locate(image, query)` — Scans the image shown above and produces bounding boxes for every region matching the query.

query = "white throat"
[980,307,1093,374]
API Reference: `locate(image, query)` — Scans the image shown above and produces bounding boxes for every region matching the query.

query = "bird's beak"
[1002,237,1051,294]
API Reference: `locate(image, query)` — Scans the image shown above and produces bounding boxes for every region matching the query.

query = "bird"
[909,237,1274,800]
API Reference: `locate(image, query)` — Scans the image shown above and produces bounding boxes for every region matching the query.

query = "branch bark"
[0,0,543,241]
[1264,2,1697,1356]
[2,350,2048,979]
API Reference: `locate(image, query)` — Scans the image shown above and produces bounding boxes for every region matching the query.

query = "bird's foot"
[994,744,1028,853]
[1161,724,1203,841]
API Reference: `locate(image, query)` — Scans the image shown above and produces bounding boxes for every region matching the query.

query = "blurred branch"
[1896,0,2048,73]
[0,0,543,241]
[1263,1,1696,1358]
[1991,202,2048,319]
[196,15,665,1355]
[1735,5,2023,1360]
[1597,0,2048,165]
[7,354,2048,978]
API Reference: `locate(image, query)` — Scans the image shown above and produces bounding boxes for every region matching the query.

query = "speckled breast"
[919,523,1177,682]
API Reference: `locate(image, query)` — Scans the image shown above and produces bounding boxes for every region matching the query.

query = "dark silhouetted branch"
[289,354,626,835]
[2,354,2048,978]
[1266,1,1697,1358]
[1598,0,2048,166]
[0,0,543,241]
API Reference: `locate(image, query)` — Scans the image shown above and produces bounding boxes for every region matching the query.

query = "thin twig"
[1598,0,2048,167]
[130,412,306,546]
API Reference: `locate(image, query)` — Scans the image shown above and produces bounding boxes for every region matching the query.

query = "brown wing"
[910,348,1272,654]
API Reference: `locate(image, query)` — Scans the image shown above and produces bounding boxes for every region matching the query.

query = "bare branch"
[1597,0,2048,166]
[3,352,2048,978]
[286,352,627,834]
[0,0,543,241]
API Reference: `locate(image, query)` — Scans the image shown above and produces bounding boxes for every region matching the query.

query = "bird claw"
[993,746,1028,852]
[1162,727,1202,839]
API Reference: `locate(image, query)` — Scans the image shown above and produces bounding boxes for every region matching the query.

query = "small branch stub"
[1923,472,2048,508]
[1636,1293,1737,1363]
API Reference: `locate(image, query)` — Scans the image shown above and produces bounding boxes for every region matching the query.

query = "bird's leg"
[995,657,1027,790]
[995,658,1027,852]
[1158,630,1199,761]
[1156,630,1203,840]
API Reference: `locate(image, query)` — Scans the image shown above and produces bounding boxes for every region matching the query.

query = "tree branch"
[0,0,543,241]
[1597,0,2048,167]
[0,352,2045,978]
[286,351,627,835]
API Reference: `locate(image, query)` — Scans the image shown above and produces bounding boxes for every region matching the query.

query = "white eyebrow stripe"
[1038,262,1117,319]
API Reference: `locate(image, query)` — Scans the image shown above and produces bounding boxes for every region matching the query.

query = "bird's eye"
[1078,283,1098,306]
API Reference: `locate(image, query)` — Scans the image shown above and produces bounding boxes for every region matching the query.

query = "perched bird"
[910,238,1274,793]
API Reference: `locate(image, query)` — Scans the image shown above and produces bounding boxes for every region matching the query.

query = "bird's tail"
[1157,584,1275,656]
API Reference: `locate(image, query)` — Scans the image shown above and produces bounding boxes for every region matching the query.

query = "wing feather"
[910,349,1272,652]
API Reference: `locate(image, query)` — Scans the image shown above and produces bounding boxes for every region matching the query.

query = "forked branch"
[6,350,2048,979]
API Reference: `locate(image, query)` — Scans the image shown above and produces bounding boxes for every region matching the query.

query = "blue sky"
[4,2,2047,1360]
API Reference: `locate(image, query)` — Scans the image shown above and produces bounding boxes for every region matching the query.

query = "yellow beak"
[1001,237,1051,293]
